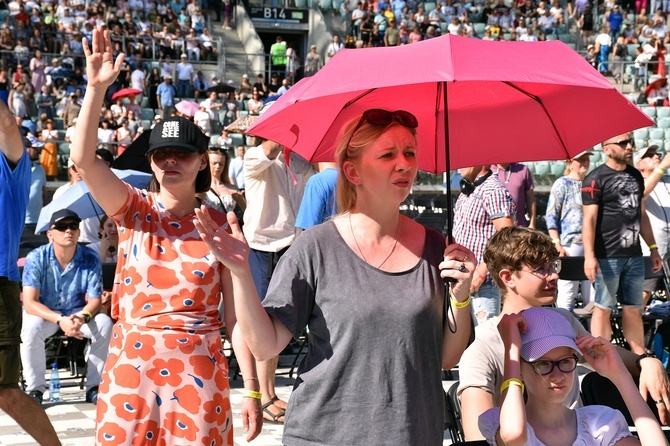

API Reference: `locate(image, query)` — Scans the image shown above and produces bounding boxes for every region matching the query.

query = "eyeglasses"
[520,259,562,278]
[605,138,634,148]
[345,109,419,149]
[52,222,79,231]
[527,355,578,376]
[209,147,227,153]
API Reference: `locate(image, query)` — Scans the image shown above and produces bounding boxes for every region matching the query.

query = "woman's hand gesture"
[194,206,250,276]
[82,27,124,90]
[576,334,627,380]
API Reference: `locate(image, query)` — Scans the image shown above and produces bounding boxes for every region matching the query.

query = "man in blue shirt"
[0,97,59,444]
[21,209,112,405]
[228,144,246,191]
[156,75,177,119]
[295,163,338,230]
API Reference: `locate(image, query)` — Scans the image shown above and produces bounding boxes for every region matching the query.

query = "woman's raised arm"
[69,27,129,216]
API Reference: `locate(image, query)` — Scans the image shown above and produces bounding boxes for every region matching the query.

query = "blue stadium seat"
[664,128,670,140]
[229,133,245,146]
[534,161,550,177]
[209,135,219,147]
[656,107,670,119]
[649,128,665,140]
[649,139,664,150]
[141,108,155,121]
[589,151,603,166]
[641,106,656,118]
[634,128,649,140]
[424,2,437,11]
[558,34,572,43]
[657,117,670,129]
[550,161,565,177]
[473,23,486,35]
[141,120,151,129]
[320,0,332,11]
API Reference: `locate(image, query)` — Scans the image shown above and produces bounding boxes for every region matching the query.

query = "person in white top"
[175,53,194,98]
[481,306,666,446]
[325,35,344,62]
[130,66,145,104]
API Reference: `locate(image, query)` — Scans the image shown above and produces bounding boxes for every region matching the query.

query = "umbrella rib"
[502,81,569,157]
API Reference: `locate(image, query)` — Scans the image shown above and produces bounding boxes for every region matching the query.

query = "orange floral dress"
[96,184,233,446]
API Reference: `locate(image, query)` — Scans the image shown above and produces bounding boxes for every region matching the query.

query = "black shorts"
[0,278,22,389]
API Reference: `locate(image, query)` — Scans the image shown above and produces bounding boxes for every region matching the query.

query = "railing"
[602,59,668,96]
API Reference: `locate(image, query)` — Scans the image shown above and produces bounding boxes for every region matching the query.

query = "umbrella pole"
[86,193,103,227]
[442,81,452,243]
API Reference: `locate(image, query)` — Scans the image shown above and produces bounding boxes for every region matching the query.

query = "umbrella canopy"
[645,77,668,97]
[111,87,143,101]
[206,83,236,95]
[36,169,152,233]
[112,130,151,173]
[225,115,259,134]
[247,35,652,174]
[175,100,201,117]
[48,67,76,80]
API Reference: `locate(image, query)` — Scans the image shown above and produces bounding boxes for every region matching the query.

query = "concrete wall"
[235,4,266,75]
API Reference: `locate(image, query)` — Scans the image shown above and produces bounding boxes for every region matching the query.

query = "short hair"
[148,153,211,194]
[483,227,559,294]
[334,113,417,213]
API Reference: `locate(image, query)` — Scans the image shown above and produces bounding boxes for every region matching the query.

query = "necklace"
[349,213,401,269]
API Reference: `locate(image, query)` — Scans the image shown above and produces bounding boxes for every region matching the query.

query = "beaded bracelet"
[243,390,262,400]
[500,378,524,395]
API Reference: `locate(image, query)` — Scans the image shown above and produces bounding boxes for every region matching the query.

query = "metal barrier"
[601,59,669,96]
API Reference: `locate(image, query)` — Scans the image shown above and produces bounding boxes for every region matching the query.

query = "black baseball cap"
[49,209,81,227]
[95,148,114,165]
[147,116,209,155]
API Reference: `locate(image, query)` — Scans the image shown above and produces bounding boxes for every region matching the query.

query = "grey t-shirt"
[457,307,588,408]
[263,220,447,445]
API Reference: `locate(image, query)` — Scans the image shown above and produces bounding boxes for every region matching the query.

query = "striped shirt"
[453,175,516,266]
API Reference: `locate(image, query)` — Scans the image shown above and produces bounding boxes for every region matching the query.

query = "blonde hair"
[334,113,417,213]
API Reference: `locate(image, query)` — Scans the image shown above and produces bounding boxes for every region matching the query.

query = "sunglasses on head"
[52,222,79,231]
[346,109,418,149]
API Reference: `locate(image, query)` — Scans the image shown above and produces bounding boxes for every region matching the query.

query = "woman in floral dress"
[70,28,262,446]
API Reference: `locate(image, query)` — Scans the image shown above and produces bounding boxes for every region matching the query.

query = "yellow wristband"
[551,238,560,244]
[243,390,262,400]
[649,244,658,250]
[655,168,665,175]
[500,378,524,395]
[450,292,471,309]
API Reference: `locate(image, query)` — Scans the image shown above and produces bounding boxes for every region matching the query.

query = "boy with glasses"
[20,209,112,405]
[582,132,662,355]
[458,226,670,441]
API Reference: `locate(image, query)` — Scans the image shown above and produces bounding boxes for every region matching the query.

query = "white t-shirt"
[130,69,145,91]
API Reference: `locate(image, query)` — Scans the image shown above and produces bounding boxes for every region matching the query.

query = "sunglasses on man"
[51,222,80,231]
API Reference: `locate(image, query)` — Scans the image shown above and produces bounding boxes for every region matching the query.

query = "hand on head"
[497,312,527,352]
[576,334,625,380]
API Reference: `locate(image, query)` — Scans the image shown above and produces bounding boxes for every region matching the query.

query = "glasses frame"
[51,222,80,232]
[526,355,579,376]
[520,259,562,279]
[604,138,634,148]
[345,109,419,150]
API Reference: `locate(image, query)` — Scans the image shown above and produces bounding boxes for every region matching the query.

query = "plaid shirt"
[453,175,516,267]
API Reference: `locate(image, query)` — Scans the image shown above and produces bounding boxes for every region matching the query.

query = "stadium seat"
[229,133,245,146]
[141,108,155,121]
[558,34,572,43]
[656,107,670,119]
[641,106,656,118]
[332,0,342,13]
[649,128,665,140]
[59,142,71,156]
[424,2,437,11]
[53,118,64,130]
[634,128,650,140]
[295,0,307,6]
[141,120,151,129]
[209,135,219,147]
[566,43,577,50]
[320,0,332,11]
[522,162,534,175]
[546,34,558,41]
[590,151,603,166]
[664,129,670,140]
[657,117,670,129]
[473,23,486,35]
[140,97,150,108]
[534,161,550,177]
[550,161,565,177]
[649,139,664,150]
[556,24,567,34]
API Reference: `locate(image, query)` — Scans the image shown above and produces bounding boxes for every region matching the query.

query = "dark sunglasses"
[209,147,227,153]
[605,138,634,148]
[52,222,79,231]
[346,109,419,149]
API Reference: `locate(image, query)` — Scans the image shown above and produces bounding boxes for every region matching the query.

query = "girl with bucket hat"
[480,307,666,445]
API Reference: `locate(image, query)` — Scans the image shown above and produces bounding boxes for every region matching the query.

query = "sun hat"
[147,116,209,155]
[520,307,582,362]
[634,145,659,164]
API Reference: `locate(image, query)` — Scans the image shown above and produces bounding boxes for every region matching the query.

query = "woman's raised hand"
[440,243,476,302]
[194,205,250,276]
[82,27,124,89]
[576,334,626,380]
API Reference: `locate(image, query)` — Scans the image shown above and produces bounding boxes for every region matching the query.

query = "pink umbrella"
[247,35,652,175]
[175,100,201,117]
